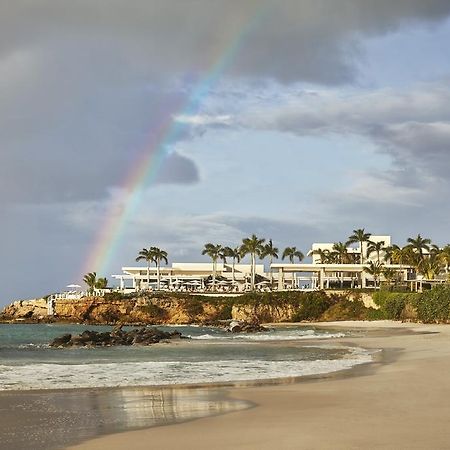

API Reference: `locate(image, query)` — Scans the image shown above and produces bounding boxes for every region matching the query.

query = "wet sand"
[0,385,252,450]
[66,322,450,450]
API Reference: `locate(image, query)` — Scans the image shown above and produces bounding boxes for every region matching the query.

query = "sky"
[1,0,450,305]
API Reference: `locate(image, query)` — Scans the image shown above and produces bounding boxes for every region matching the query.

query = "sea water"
[0,324,373,391]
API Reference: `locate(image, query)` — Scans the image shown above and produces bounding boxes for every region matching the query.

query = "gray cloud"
[0,145,200,203]
[1,1,449,206]
[1,1,450,85]
[2,1,450,307]
[241,82,450,184]
[156,152,200,185]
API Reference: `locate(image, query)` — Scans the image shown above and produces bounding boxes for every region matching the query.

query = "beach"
[65,321,450,450]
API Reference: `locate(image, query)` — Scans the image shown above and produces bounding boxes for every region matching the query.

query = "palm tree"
[406,234,431,258]
[202,243,223,290]
[332,242,349,264]
[260,239,279,285]
[136,248,155,289]
[364,261,384,288]
[367,240,385,263]
[95,277,108,290]
[223,246,242,282]
[382,267,396,289]
[282,246,304,289]
[241,234,266,290]
[332,242,349,288]
[83,272,98,295]
[347,228,371,264]
[312,248,329,264]
[439,244,450,275]
[282,246,304,263]
[150,247,168,290]
[418,253,443,280]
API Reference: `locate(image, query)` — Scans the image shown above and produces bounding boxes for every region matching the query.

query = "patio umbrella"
[67,284,81,289]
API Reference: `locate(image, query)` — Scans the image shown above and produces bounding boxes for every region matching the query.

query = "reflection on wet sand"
[0,386,251,450]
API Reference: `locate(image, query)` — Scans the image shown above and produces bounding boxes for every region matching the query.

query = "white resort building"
[109,235,419,293]
[111,263,266,292]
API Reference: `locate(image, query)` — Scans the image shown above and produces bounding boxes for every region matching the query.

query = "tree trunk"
[269,256,273,285]
[251,253,256,290]
[156,261,161,290]
[212,259,217,291]
[232,259,235,282]
[147,263,150,290]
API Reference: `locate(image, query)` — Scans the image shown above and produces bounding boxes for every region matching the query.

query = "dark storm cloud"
[0,146,199,203]
[1,1,450,206]
[1,0,450,85]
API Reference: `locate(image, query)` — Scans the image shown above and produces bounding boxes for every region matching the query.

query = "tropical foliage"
[241,234,266,290]
[347,228,371,263]
[223,246,242,282]
[260,239,279,285]
[83,272,108,294]
[282,246,304,263]
[136,246,168,290]
[202,243,224,290]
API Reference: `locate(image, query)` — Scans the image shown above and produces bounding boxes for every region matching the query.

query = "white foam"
[191,330,346,341]
[0,347,372,391]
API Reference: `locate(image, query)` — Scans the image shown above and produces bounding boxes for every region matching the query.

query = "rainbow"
[80,5,269,279]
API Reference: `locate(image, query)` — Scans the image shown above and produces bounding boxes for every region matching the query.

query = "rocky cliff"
[0,296,232,324]
[0,290,379,325]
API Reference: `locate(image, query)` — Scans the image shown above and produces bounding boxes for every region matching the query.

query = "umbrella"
[67,284,81,289]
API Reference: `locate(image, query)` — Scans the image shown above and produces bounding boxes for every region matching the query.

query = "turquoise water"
[0,324,372,390]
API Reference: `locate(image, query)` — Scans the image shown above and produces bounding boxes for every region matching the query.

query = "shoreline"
[0,322,391,450]
[1,321,419,449]
[64,321,450,450]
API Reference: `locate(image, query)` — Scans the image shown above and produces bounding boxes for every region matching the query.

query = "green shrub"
[320,299,368,321]
[215,304,233,320]
[139,302,167,319]
[413,285,450,323]
[183,299,204,318]
[104,292,124,301]
[292,292,335,321]
[372,291,420,320]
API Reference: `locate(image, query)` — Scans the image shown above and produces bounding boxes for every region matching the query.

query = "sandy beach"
[64,321,450,450]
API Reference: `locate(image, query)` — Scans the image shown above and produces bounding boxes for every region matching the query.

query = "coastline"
[64,321,450,450]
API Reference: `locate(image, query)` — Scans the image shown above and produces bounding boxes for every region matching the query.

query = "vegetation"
[413,285,450,323]
[136,246,169,290]
[347,228,371,264]
[83,272,108,295]
[241,234,266,290]
[282,246,304,263]
[223,246,242,282]
[139,302,167,319]
[202,243,224,290]
[260,239,279,285]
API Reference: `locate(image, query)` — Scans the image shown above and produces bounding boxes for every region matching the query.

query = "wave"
[0,347,373,391]
[191,330,346,341]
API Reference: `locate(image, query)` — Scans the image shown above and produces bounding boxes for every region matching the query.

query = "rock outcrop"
[0,296,229,325]
[226,320,269,333]
[50,326,186,348]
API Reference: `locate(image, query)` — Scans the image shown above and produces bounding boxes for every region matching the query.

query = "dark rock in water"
[50,327,188,348]
[50,333,72,347]
[226,320,269,333]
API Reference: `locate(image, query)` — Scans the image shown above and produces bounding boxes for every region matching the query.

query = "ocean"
[0,323,373,391]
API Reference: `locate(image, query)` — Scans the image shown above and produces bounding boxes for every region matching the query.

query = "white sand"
[68,321,450,450]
